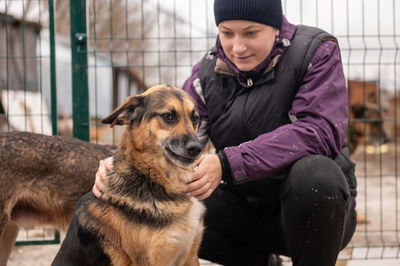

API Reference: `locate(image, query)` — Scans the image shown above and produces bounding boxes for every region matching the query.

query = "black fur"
[104,161,189,228]
[106,199,174,228]
[109,169,187,203]
[52,193,111,266]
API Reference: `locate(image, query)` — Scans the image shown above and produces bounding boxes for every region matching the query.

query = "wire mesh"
[0,0,60,245]
[0,0,398,264]
[86,0,400,262]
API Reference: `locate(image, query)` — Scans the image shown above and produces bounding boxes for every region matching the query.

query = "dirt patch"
[8,244,60,266]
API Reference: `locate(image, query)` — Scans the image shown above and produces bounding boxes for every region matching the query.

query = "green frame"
[15,0,60,246]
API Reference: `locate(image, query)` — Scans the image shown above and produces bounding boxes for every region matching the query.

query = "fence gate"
[0,0,399,264]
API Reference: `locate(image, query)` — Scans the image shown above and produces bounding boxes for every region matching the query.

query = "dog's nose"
[186,141,202,158]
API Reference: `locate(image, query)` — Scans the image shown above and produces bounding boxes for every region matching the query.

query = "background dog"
[52,85,205,266]
[0,131,115,265]
[348,103,390,154]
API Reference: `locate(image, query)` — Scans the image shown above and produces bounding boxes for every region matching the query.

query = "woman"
[94,0,357,265]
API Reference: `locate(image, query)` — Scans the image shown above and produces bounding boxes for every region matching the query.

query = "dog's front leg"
[182,223,204,266]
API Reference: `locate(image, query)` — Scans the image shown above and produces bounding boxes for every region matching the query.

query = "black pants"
[198,155,357,266]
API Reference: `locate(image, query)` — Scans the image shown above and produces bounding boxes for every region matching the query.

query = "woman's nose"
[232,38,247,54]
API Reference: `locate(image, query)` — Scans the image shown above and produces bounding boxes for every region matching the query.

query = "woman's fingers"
[187,178,211,196]
[92,183,103,198]
[186,154,222,200]
[92,157,114,198]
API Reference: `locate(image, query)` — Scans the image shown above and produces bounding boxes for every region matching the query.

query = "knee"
[282,155,350,203]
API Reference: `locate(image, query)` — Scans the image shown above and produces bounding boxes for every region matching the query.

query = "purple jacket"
[182,16,348,184]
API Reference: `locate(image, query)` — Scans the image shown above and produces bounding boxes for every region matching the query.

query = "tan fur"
[0,131,115,265]
[53,85,205,265]
[83,199,203,266]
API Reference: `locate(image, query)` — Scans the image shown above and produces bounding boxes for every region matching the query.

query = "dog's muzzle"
[164,136,202,167]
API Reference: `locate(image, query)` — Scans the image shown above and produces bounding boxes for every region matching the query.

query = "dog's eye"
[161,112,175,122]
[191,114,199,127]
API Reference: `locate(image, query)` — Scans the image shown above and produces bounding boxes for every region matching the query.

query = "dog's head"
[101,85,202,168]
[348,103,390,154]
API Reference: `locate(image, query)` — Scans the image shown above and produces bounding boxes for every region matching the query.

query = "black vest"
[199,26,357,200]
[199,25,336,151]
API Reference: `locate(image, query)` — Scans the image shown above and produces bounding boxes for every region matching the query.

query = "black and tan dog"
[52,85,205,266]
[0,131,115,265]
[348,103,390,154]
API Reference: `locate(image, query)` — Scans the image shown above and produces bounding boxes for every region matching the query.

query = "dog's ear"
[101,95,145,127]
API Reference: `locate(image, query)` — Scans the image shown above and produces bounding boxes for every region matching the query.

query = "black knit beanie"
[214,0,283,29]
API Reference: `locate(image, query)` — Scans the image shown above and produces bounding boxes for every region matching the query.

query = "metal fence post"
[70,0,89,141]
[49,0,58,136]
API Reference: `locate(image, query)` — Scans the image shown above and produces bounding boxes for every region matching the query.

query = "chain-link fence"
[0,0,59,247]
[0,0,399,264]
[86,2,400,261]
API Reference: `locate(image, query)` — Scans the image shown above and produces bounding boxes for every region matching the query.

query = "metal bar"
[39,0,44,133]
[109,0,116,108]
[392,0,400,257]
[22,1,27,131]
[15,231,60,246]
[47,0,61,245]
[5,0,10,132]
[140,0,145,91]
[91,0,100,143]
[376,0,385,256]
[124,0,130,97]
[49,0,57,135]
[173,0,177,86]
[81,34,400,41]
[70,0,89,141]
[157,0,161,83]
[360,0,370,258]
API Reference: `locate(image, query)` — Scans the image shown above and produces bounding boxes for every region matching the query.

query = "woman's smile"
[218,20,279,71]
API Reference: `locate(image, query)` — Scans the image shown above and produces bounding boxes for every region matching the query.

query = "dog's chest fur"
[89,162,205,264]
[166,196,205,257]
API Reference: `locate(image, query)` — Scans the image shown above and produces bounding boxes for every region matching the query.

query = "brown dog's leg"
[0,221,19,266]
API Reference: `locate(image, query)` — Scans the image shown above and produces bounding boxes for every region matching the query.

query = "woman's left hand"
[186,154,222,200]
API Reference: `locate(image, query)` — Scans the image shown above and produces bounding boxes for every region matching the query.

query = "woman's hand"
[186,154,222,200]
[92,157,114,198]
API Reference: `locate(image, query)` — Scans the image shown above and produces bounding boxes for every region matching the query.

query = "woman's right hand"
[92,157,114,198]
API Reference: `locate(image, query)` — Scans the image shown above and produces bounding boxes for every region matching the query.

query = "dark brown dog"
[52,85,205,266]
[0,131,115,265]
[348,103,390,154]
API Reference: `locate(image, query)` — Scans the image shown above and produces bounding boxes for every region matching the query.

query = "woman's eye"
[246,31,257,36]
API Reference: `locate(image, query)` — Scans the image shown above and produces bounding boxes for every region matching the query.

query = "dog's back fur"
[52,85,205,266]
[0,131,115,265]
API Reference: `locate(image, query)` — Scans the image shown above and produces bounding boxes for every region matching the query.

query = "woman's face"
[218,20,279,72]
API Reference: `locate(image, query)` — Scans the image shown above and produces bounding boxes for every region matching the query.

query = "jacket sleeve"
[224,40,349,184]
[181,61,209,148]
